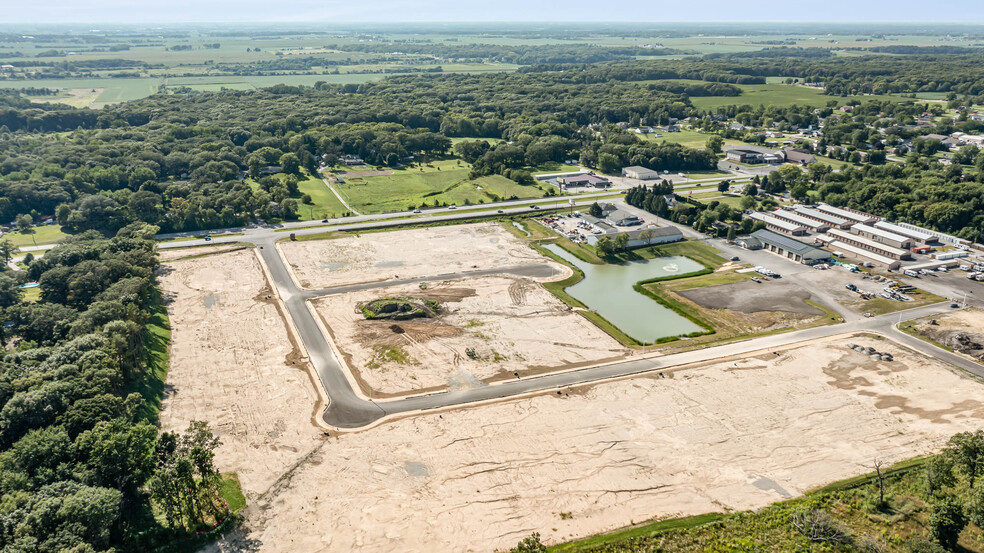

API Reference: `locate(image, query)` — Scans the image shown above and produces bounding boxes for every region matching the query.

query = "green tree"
[597,152,621,175]
[589,202,603,218]
[510,533,548,553]
[929,496,966,550]
[595,235,615,256]
[944,430,984,489]
[0,239,18,264]
[726,226,736,241]
[717,181,729,193]
[705,135,724,153]
[279,152,301,175]
[743,183,758,196]
[15,213,32,231]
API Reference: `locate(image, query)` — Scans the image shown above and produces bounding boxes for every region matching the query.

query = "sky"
[6,0,984,24]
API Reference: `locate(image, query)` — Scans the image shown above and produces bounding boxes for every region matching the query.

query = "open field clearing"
[280,222,552,289]
[313,275,626,395]
[198,334,984,553]
[157,248,324,496]
[331,159,549,213]
[1,225,70,248]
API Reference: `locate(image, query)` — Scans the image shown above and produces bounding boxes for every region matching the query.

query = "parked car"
[730,256,740,262]
[412,209,421,214]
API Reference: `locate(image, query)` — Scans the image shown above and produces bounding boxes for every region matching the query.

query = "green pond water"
[543,243,706,342]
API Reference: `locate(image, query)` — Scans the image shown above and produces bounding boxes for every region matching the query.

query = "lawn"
[294,172,349,220]
[638,129,743,150]
[2,225,69,248]
[331,159,551,214]
[688,83,914,110]
[643,239,728,269]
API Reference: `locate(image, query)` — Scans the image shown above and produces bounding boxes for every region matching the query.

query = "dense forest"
[1,54,984,240]
[0,224,230,551]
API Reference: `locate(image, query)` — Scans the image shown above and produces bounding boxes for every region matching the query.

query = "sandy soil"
[199,335,984,553]
[909,308,984,361]
[157,243,249,262]
[312,275,627,395]
[279,223,553,289]
[157,249,324,497]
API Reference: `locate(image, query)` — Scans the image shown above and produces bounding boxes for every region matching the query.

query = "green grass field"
[331,159,551,214]
[294,172,349,220]
[2,225,69,248]
[689,83,914,110]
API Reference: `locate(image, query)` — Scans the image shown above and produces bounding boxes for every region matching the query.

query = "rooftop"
[751,229,827,257]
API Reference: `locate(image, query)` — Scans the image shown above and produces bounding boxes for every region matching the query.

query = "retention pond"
[543,243,706,342]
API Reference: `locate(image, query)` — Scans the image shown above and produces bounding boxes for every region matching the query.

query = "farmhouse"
[850,224,914,250]
[738,229,830,265]
[826,229,912,260]
[621,166,660,180]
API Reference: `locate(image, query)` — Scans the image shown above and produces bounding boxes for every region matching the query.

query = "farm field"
[689,83,912,110]
[190,333,984,553]
[294,172,349,220]
[329,159,550,214]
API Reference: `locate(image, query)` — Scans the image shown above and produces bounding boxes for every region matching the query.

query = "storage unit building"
[873,221,935,244]
[749,229,830,265]
[747,212,808,236]
[771,210,831,233]
[827,229,912,260]
[794,207,852,229]
[815,203,878,225]
[850,224,914,250]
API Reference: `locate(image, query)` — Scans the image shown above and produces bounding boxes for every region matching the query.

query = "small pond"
[543,244,705,342]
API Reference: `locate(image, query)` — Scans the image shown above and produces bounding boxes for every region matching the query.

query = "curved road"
[159,205,983,430]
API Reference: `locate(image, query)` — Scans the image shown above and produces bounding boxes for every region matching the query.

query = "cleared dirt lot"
[906,308,984,362]
[158,249,324,497]
[680,279,824,315]
[312,275,627,395]
[202,335,984,553]
[279,223,553,289]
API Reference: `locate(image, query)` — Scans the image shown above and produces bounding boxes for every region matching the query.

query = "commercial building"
[738,229,831,264]
[827,229,912,260]
[873,221,936,244]
[621,166,661,180]
[850,224,914,250]
[747,212,808,236]
[606,209,641,227]
[893,221,970,247]
[558,174,610,188]
[815,203,878,225]
[793,207,852,229]
[725,146,783,164]
[771,210,831,233]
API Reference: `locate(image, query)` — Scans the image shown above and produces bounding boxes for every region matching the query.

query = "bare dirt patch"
[908,308,984,362]
[312,275,626,395]
[158,249,324,497]
[679,279,824,315]
[203,335,984,553]
[157,243,249,262]
[280,222,554,289]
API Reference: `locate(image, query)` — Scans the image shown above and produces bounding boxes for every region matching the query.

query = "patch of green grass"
[3,225,69,248]
[295,171,349,220]
[332,158,549,214]
[663,269,752,291]
[219,474,247,515]
[20,286,41,303]
[125,290,171,423]
[644,240,728,269]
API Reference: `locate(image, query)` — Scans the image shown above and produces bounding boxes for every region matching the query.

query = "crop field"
[330,159,550,213]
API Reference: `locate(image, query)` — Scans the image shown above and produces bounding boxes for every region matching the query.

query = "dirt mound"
[929,329,984,360]
[359,297,441,321]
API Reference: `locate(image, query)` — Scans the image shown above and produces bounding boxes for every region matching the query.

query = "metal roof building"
[794,207,852,229]
[747,212,808,235]
[827,228,912,260]
[749,229,830,264]
[771,210,831,232]
[851,224,914,249]
[819,239,902,270]
[873,221,935,244]
[815,203,878,225]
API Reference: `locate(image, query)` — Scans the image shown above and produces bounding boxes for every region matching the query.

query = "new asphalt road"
[158,203,983,430]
